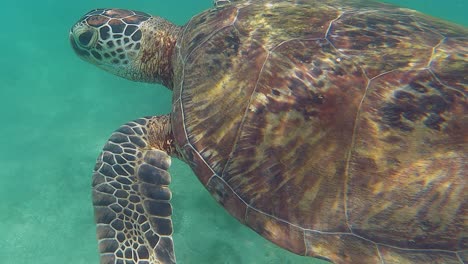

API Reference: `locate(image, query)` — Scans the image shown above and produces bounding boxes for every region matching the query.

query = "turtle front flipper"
[92,115,177,264]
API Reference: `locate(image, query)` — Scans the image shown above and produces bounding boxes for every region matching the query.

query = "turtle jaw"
[69,22,101,63]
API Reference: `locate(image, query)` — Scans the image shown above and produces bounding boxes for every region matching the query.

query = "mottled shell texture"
[171,0,467,263]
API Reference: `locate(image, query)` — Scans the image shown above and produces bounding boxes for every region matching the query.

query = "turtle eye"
[78,30,95,47]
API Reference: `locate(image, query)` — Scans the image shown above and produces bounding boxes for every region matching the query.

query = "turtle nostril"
[78,30,94,47]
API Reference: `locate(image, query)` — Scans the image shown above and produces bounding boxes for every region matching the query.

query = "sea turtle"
[69,0,467,263]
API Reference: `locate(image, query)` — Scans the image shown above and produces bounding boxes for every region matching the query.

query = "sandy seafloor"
[0,0,466,263]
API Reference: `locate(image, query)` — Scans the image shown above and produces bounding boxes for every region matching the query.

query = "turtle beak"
[69,31,91,58]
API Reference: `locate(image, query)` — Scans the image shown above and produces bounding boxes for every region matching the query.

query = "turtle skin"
[170,0,467,263]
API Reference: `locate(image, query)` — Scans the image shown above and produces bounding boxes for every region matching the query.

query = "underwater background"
[0,0,466,263]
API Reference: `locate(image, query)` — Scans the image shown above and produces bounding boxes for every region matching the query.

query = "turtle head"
[70,8,180,88]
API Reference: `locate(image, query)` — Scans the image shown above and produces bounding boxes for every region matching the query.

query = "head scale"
[70,9,151,81]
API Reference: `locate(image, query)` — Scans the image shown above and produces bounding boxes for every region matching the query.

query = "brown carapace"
[70,0,467,263]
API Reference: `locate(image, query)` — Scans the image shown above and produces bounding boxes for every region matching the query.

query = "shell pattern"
[170,0,467,263]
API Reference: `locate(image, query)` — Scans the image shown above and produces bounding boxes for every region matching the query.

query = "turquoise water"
[0,1,466,263]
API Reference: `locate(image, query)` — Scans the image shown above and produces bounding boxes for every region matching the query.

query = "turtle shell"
[170,0,467,263]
